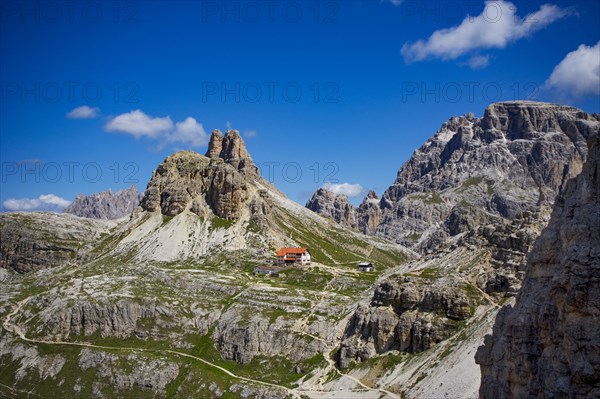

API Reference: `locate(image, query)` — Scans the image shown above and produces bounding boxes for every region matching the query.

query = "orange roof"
[276,247,308,256]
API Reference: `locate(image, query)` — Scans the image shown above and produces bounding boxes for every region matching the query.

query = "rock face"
[63,186,143,220]
[140,131,258,220]
[213,309,325,364]
[0,212,116,273]
[377,102,597,249]
[206,129,224,159]
[338,275,478,368]
[476,133,600,398]
[308,102,598,250]
[305,188,358,229]
[42,300,176,339]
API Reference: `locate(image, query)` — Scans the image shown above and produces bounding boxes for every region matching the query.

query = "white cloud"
[466,55,491,69]
[386,0,403,5]
[66,105,100,119]
[544,41,600,98]
[168,117,209,147]
[323,182,364,197]
[226,121,233,130]
[3,194,71,212]
[401,1,569,65]
[244,130,257,139]
[105,110,173,139]
[105,110,215,149]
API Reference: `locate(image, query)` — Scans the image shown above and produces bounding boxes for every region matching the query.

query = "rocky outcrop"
[307,102,598,253]
[0,212,116,273]
[140,150,249,219]
[63,186,142,220]
[206,129,224,159]
[357,190,382,234]
[476,133,600,398]
[78,348,179,395]
[213,308,326,364]
[305,189,383,234]
[337,275,478,368]
[140,130,259,219]
[41,300,177,339]
[305,188,358,229]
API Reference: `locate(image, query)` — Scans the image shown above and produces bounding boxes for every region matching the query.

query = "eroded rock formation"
[338,276,478,368]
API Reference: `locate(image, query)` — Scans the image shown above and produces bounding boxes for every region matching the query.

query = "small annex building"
[358,262,374,272]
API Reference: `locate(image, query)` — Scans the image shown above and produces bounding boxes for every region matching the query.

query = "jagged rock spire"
[206,129,223,159]
[205,129,255,173]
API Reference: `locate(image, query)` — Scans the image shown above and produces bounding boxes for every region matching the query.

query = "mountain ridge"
[63,186,143,220]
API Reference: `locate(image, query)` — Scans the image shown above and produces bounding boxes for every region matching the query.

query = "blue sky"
[1,0,599,211]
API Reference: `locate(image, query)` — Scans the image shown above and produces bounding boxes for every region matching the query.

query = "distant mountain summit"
[307,101,600,296]
[63,186,142,219]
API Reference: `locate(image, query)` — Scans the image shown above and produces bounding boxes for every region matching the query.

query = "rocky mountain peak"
[476,131,600,398]
[205,129,255,173]
[480,101,595,140]
[63,186,142,219]
[362,190,379,202]
[305,188,357,229]
[140,149,250,219]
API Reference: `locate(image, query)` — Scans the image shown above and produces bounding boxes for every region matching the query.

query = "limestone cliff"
[0,213,116,273]
[476,133,600,397]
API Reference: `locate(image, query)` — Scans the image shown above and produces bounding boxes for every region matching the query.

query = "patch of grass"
[187,332,316,388]
[279,267,333,291]
[463,283,482,301]
[368,247,407,269]
[460,176,484,191]
[246,219,261,234]
[211,216,235,230]
[459,199,473,208]
[165,362,190,398]
[354,352,409,372]
[0,342,152,399]
[438,342,457,360]
[409,192,444,205]
[405,232,421,241]
[418,267,443,279]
